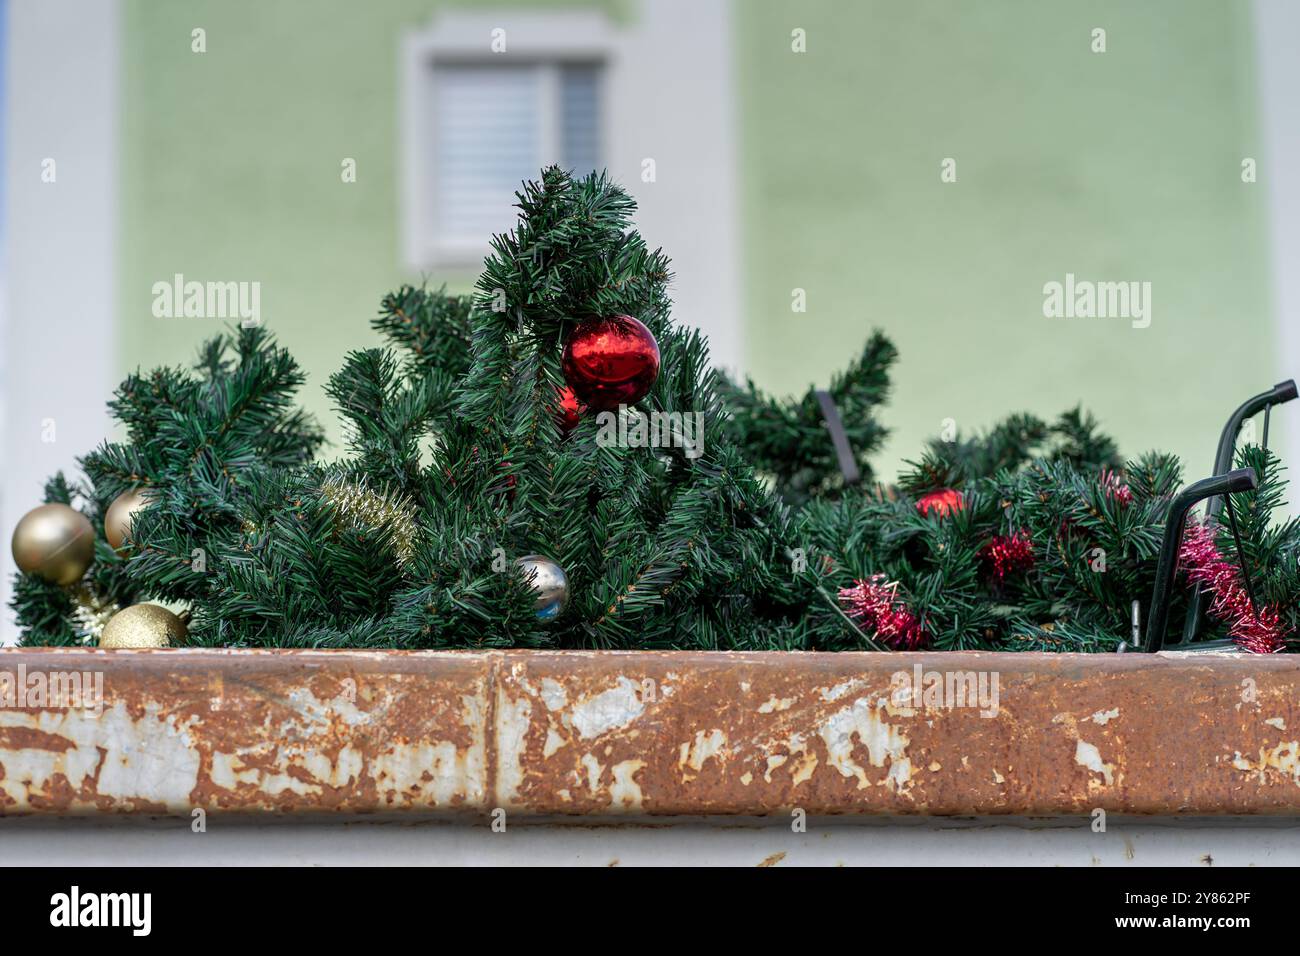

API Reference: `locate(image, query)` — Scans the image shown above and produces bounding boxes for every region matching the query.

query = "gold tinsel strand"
[70,585,120,645]
[319,477,420,566]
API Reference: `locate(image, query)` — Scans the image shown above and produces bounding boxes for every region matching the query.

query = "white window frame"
[400,12,619,271]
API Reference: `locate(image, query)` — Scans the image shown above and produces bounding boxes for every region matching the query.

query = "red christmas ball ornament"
[916,488,963,518]
[555,385,587,435]
[561,314,660,411]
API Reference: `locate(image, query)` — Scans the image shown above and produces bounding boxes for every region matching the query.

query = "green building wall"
[120,0,1275,479]
[739,0,1273,476]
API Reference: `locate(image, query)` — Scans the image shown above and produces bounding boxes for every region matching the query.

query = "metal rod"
[1223,495,1258,614]
[1145,467,1257,652]
[814,390,861,486]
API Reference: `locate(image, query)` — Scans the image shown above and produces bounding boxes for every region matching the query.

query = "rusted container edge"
[1,648,1298,817]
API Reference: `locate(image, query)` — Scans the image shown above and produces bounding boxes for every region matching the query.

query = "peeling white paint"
[370,740,480,805]
[0,683,491,811]
[818,678,868,703]
[1089,707,1120,726]
[816,695,912,793]
[209,751,257,790]
[363,691,486,807]
[580,753,604,795]
[569,677,646,740]
[302,747,362,793]
[1266,717,1287,731]
[283,686,377,733]
[538,678,567,712]
[886,757,914,792]
[0,701,201,808]
[790,752,818,786]
[1233,740,1300,785]
[495,690,533,804]
[212,743,360,798]
[758,696,796,714]
[543,728,566,758]
[1075,740,1115,786]
[609,759,645,809]
[678,729,726,773]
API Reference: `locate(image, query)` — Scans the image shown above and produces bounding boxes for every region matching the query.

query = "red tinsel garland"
[839,574,928,650]
[983,530,1034,584]
[1180,521,1289,654]
[1101,468,1133,506]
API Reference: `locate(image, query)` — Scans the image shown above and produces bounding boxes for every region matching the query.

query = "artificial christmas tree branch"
[9,168,1300,654]
[717,330,895,504]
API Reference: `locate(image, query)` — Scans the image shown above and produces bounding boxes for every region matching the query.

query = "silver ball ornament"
[516,554,569,621]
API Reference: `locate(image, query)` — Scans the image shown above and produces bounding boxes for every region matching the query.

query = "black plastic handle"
[1178,380,1296,645]
[1144,467,1257,652]
[1210,380,1296,483]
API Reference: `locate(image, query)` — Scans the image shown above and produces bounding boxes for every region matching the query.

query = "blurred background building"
[3,0,1299,639]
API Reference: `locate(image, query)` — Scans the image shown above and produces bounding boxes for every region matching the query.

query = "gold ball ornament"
[99,603,186,648]
[11,503,96,586]
[105,487,153,550]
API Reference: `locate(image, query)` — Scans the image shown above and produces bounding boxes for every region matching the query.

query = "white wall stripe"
[1254,0,1300,500]
[1,0,119,642]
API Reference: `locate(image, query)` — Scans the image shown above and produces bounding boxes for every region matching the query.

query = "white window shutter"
[560,64,601,176]
[424,60,605,263]
[432,65,542,246]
